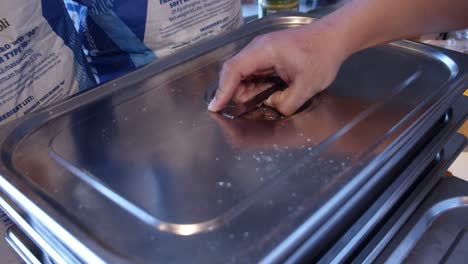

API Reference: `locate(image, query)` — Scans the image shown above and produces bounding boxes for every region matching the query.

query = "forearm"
[209,0,467,114]
[313,0,468,58]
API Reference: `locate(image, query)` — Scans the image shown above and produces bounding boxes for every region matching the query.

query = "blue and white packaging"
[0,0,96,125]
[65,0,243,83]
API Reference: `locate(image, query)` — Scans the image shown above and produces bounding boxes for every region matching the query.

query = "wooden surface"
[450,120,468,181]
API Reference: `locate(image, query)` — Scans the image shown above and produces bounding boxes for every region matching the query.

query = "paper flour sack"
[0,0,96,125]
[65,0,243,83]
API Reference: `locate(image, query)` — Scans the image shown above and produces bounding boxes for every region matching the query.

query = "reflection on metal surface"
[5,226,42,264]
[0,14,466,263]
[386,197,468,264]
[0,178,104,264]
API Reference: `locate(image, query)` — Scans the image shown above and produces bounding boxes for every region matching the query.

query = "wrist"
[307,3,374,61]
[302,16,356,64]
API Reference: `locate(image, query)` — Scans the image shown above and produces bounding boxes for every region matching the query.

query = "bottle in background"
[259,0,299,18]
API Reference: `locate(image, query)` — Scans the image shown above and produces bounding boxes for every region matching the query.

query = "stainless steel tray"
[0,14,467,263]
[319,95,468,264]
[375,175,468,264]
[389,197,468,264]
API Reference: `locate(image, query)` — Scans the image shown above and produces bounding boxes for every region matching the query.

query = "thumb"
[264,80,314,116]
[208,35,276,112]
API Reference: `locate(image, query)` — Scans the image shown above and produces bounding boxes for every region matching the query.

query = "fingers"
[251,68,275,77]
[265,79,318,116]
[232,81,274,104]
[232,82,250,103]
[208,35,275,112]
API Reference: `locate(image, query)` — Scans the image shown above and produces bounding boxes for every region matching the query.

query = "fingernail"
[208,96,217,111]
[264,95,273,107]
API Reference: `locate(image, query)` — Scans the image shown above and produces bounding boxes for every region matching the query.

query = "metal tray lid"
[0,15,467,263]
[374,172,468,263]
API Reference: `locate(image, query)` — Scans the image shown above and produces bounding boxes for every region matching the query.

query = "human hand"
[207,23,349,116]
[209,95,366,152]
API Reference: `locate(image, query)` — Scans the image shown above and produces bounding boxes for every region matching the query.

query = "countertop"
[450,120,468,181]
